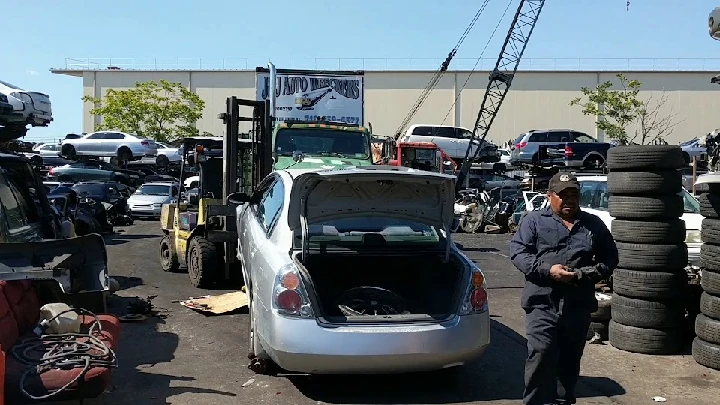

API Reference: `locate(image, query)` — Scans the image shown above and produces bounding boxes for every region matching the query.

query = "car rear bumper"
[259,311,491,374]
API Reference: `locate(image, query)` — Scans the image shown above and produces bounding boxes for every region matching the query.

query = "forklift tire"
[159,235,180,273]
[187,237,218,288]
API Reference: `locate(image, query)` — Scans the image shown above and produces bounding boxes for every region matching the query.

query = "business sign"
[256,71,364,125]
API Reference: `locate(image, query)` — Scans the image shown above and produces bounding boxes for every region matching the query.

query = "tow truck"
[272,120,375,170]
[387,141,457,174]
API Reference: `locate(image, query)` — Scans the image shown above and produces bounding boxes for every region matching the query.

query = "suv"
[510,129,606,166]
[0,153,59,242]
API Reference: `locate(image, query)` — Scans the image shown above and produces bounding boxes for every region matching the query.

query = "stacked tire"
[694,190,720,370]
[606,145,688,354]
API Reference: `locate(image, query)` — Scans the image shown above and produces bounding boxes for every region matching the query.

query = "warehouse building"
[51,57,720,144]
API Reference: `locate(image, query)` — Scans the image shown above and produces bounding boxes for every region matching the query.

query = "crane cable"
[438,0,516,128]
[393,0,492,139]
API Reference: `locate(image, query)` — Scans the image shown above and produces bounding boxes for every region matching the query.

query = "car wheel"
[159,235,180,272]
[187,237,217,288]
[61,144,78,160]
[117,147,133,162]
[156,154,170,167]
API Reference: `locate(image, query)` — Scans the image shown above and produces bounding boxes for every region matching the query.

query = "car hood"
[275,156,373,170]
[287,166,456,231]
[128,194,169,204]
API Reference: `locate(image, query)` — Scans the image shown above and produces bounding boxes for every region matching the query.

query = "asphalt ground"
[88,221,720,405]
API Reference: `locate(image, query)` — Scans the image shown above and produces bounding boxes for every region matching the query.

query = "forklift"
[159,97,273,288]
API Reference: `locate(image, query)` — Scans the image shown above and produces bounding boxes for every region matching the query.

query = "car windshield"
[302,217,441,245]
[72,183,106,197]
[275,128,370,159]
[136,185,170,196]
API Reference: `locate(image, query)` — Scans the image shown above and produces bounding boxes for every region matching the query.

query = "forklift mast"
[214,97,274,279]
[219,97,274,199]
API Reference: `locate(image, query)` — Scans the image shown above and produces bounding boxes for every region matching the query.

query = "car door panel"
[248,177,285,322]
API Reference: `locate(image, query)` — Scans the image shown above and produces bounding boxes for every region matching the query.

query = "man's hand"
[549,264,577,283]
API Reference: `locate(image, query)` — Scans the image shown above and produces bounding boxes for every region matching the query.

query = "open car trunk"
[298,252,467,323]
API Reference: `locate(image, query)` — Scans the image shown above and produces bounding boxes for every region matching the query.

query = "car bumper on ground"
[259,311,491,374]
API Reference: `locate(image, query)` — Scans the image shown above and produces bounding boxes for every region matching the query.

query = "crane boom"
[455,0,546,191]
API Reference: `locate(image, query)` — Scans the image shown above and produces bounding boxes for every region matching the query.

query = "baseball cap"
[548,172,580,193]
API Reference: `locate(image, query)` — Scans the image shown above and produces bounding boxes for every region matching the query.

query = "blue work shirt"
[509,206,618,311]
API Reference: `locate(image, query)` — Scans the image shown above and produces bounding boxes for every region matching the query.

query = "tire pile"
[606,145,689,354]
[694,190,720,370]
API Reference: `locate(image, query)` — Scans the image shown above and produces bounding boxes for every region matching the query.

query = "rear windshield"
[276,128,369,159]
[299,217,441,245]
[514,134,527,144]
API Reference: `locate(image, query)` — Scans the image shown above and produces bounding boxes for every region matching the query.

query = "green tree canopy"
[570,73,680,145]
[82,80,207,143]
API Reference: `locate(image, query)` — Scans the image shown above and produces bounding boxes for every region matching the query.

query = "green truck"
[272,121,375,169]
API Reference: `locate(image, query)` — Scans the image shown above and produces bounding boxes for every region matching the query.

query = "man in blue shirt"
[509,172,618,405]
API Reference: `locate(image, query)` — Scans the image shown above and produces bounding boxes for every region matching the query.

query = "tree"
[82,80,207,143]
[569,73,681,145]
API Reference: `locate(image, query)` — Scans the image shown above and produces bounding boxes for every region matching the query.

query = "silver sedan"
[231,166,490,375]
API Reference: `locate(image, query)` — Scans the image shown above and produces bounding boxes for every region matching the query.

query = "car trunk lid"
[287,166,456,260]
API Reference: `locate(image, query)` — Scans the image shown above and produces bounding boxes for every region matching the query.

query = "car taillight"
[564,145,574,157]
[273,264,314,317]
[48,167,55,175]
[515,142,527,149]
[460,268,488,315]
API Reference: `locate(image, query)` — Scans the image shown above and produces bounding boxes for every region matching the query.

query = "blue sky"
[2,0,719,143]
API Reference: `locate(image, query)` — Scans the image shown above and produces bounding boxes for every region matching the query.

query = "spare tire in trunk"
[299,253,467,322]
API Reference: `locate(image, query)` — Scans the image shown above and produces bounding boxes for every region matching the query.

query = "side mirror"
[227,192,251,205]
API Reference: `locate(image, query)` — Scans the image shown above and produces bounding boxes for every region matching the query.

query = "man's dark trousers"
[523,303,591,405]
